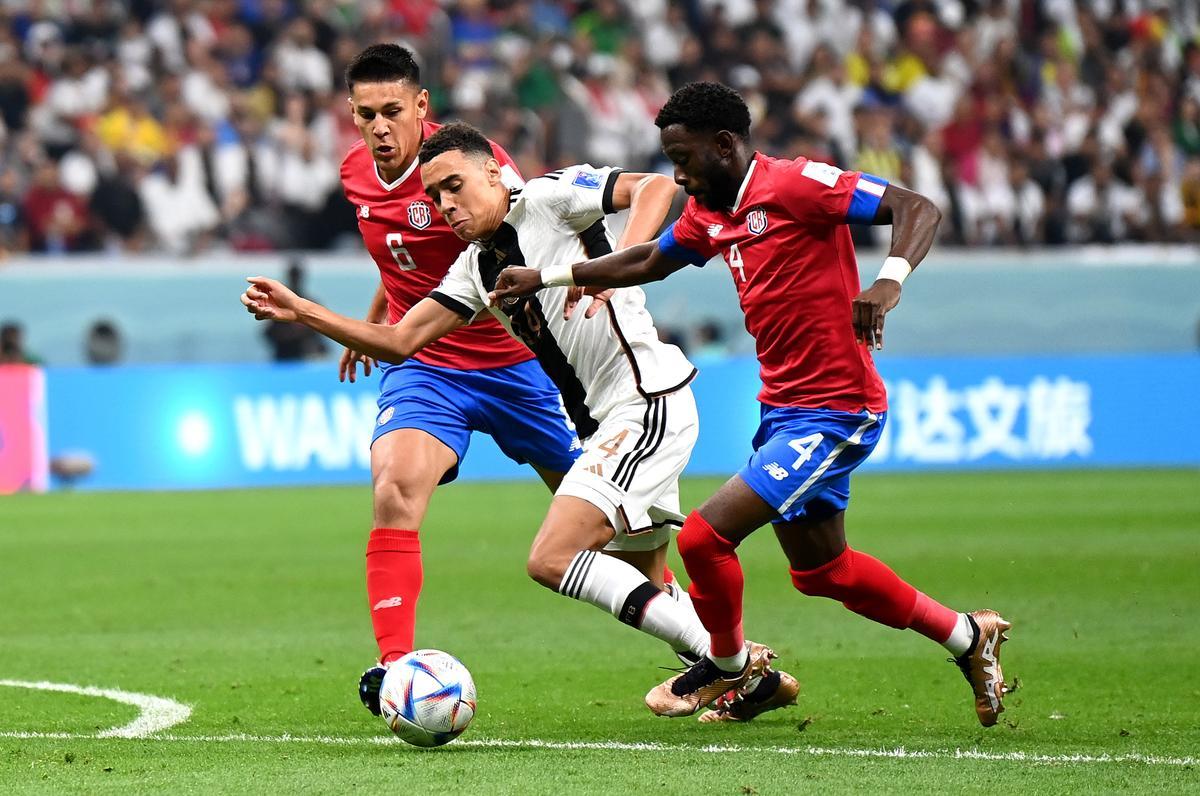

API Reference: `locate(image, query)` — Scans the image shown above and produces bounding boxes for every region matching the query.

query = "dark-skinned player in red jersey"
[490,82,1012,726]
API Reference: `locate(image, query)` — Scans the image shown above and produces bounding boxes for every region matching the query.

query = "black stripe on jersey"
[538,169,566,182]
[601,169,624,214]
[477,222,600,439]
[428,290,475,320]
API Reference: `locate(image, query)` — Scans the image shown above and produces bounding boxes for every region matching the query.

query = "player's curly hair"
[654,81,751,138]
[345,43,420,89]
[418,122,493,163]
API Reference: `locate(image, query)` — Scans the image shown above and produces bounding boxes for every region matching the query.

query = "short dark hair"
[418,122,493,164]
[345,43,420,90]
[655,81,751,138]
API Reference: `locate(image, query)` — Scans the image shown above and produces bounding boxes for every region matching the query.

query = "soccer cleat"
[358,663,388,716]
[951,610,1012,727]
[645,642,776,718]
[697,668,801,723]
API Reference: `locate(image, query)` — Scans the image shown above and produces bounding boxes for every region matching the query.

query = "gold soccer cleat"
[645,642,776,718]
[952,609,1013,727]
[697,668,800,723]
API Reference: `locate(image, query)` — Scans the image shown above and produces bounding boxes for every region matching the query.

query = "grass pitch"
[1,470,1198,793]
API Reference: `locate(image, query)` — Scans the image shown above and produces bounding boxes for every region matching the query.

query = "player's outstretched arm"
[851,184,943,351]
[242,277,466,363]
[338,281,387,383]
[489,242,688,306]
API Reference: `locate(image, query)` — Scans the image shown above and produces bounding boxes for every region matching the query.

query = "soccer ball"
[378,649,477,747]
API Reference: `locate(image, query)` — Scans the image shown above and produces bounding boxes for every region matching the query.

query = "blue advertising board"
[43,354,1200,491]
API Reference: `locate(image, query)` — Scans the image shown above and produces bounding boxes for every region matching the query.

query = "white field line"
[0,730,1195,768]
[0,679,192,739]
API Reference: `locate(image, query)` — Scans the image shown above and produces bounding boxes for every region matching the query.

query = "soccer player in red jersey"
[490,82,1012,726]
[336,45,585,716]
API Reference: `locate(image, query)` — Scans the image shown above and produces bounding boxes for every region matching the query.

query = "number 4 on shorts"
[787,434,824,469]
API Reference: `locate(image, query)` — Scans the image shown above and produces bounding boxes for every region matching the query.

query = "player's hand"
[488,266,543,308]
[852,279,902,351]
[241,276,301,323]
[562,287,615,320]
[338,347,375,383]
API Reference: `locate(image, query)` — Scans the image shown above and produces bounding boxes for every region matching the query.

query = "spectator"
[84,319,123,366]
[0,321,41,365]
[22,160,94,253]
[262,262,328,361]
[693,321,730,359]
[138,144,221,255]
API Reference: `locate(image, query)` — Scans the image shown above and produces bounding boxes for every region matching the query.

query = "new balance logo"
[707,224,723,237]
[372,597,404,611]
[763,462,789,481]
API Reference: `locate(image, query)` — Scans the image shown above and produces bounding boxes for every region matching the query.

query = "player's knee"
[525,545,572,591]
[372,477,433,528]
[676,511,729,562]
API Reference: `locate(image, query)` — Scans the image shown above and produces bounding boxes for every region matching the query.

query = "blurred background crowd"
[1,0,1199,261]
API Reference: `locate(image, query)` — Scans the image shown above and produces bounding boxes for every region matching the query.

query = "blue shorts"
[372,358,581,484]
[738,405,886,523]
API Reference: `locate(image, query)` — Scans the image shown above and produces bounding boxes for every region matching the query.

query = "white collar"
[729,156,758,214]
[375,154,420,192]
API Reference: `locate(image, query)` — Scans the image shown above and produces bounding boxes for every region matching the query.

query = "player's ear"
[714,130,736,159]
[484,157,503,185]
[415,88,429,120]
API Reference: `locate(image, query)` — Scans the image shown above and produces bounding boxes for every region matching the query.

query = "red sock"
[677,511,745,658]
[790,547,917,629]
[366,528,422,664]
[662,565,676,587]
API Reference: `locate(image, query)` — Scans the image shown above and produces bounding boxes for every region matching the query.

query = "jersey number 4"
[386,232,417,271]
[725,242,746,282]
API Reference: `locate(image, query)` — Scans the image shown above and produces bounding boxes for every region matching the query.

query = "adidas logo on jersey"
[707,224,723,237]
[373,597,404,611]
[586,463,605,476]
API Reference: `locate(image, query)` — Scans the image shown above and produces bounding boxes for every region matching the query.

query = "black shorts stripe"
[619,396,667,492]
[611,398,655,486]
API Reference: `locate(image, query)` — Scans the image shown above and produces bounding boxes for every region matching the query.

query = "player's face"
[348,81,428,178]
[421,150,508,241]
[660,124,741,211]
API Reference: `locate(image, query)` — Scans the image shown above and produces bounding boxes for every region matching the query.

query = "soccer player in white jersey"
[242,122,797,718]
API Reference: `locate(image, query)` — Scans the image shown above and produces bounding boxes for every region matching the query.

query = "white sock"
[942,613,974,657]
[559,551,708,655]
[664,581,710,659]
[709,648,748,673]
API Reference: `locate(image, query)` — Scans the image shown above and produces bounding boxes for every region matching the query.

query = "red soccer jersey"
[659,152,889,413]
[340,121,534,370]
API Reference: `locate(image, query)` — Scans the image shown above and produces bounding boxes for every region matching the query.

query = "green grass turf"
[1,470,1198,794]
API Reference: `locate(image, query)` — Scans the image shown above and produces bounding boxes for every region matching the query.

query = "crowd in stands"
[0,0,1198,259]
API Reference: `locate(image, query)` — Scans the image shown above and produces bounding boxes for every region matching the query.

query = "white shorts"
[556,386,698,552]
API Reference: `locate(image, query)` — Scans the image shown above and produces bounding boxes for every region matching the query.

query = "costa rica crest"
[746,206,768,235]
[408,201,432,229]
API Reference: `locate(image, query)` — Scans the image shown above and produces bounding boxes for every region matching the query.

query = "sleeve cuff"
[428,291,477,320]
[601,168,625,214]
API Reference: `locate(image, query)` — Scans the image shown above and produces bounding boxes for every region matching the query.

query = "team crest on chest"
[407,201,432,229]
[746,206,768,235]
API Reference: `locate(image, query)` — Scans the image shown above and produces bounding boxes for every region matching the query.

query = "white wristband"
[877,256,912,286]
[540,263,576,288]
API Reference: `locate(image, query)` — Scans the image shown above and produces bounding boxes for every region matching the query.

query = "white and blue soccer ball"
[379,649,477,747]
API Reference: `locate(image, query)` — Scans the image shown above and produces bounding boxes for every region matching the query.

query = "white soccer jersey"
[429,164,696,438]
